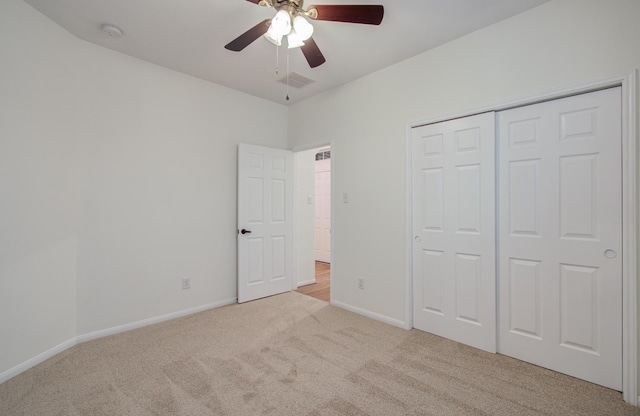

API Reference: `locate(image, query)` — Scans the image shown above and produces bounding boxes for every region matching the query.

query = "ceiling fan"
[224,0,384,68]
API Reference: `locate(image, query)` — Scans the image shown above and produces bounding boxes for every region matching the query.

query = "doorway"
[296,261,330,302]
[294,145,331,302]
[314,147,331,263]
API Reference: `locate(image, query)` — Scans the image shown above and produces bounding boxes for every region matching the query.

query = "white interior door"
[315,155,331,263]
[412,112,496,353]
[498,87,622,390]
[237,143,293,303]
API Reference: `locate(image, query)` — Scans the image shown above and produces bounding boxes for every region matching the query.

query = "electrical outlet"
[358,278,364,290]
[182,277,191,290]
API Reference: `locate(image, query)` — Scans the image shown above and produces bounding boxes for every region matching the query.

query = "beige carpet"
[1,291,638,416]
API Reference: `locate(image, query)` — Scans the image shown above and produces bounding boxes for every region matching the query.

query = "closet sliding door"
[410,88,623,390]
[412,113,496,353]
[498,87,622,390]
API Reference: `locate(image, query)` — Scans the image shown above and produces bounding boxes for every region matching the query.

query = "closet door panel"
[412,112,496,353]
[498,87,622,390]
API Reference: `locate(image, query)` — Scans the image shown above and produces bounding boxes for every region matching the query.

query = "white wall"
[288,0,640,347]
[0,0,80,377]
[0,0,288,376]
[294,148,318,287]
[74,41,288,334]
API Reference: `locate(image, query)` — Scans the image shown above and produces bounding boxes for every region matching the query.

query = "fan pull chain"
[285,48,290,101]
[275,44,279,75]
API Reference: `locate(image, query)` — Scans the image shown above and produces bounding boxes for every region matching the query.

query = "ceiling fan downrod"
[257,0,317,21]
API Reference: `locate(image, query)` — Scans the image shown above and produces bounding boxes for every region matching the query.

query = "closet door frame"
[405,70,637,405]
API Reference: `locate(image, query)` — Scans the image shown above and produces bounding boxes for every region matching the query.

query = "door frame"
[405,70,637,404]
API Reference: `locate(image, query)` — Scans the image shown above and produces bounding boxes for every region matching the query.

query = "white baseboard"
[0,298,237,385]
[77,298,237,343]
[331,300,411,330]
[296,279,316,287]
[0,338,77,385]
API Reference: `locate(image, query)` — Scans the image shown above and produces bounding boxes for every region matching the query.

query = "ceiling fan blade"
[224,19,271,52]
[300,37,326,68]
[307,5,384,25]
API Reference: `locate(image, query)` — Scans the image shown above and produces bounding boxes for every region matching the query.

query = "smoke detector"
[101,24,123,37]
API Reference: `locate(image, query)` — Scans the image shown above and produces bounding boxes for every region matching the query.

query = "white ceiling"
[23,0,550,105]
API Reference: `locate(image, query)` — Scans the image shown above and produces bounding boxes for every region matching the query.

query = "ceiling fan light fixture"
[264,24,283,46]
[293,15,313,41]
[272,9,292,35]
[287,29,305,49]
[225,1,384,70]
[265,9,292,46]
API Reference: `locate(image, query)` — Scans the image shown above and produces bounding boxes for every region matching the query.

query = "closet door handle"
[240,228,252,235]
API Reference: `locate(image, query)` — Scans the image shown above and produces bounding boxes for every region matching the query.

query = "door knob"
[240,228,252,235]
[604,249,617,259]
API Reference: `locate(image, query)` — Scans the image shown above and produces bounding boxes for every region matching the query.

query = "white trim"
[291,141,330,153]
[0,338,77,385]
[0,298,237,385]
[314,145,331,154]
[77,298,237,343]
[409,72,637,129]
[621,70,638,405]
[292,150,300,291]
[329,139,335,302]
[331,299,411,330]
[405,124,414,330]
[406,70,638,405]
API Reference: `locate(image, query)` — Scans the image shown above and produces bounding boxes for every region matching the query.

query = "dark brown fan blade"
[308,5,384,25]
[300,37,326,68]
[224,19,270,51]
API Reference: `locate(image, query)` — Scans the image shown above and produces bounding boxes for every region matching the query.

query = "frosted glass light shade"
[287,30,305,48]
[265,10,292,46]
[272,10,291,35]
[293,15,313,40]
[265,24,283,46]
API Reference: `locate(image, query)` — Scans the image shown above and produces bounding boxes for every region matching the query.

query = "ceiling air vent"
[278,72,315,89]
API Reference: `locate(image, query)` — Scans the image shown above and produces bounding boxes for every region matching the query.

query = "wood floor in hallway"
[296,261,330,302]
